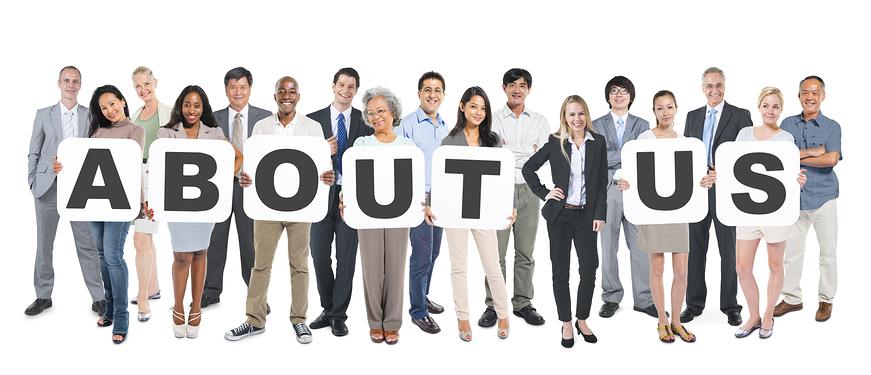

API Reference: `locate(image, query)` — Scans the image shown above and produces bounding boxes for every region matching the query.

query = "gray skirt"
[167,222,215,252]
[637,224,689,253]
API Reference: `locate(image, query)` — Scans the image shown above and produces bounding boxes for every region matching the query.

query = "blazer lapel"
[714,102,733,145]
[77,105,88,137]
[601,115,618,148]
[316,106,332,138]
[49,105,62,139]
[214,108,229,137]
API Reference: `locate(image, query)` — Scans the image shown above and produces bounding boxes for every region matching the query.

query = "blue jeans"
[408,219,443,319]
[90,221,131,334]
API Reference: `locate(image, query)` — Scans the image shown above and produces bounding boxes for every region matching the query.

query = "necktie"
[703,108,717,166]
[336,113,348,175]
[615,118,625,147]
[231,112,244,151]
[63,111,76,139]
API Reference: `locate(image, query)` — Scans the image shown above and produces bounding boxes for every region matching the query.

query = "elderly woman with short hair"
[351,87,415,345]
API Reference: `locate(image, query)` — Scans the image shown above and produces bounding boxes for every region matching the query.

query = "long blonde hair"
[556,95,594,161]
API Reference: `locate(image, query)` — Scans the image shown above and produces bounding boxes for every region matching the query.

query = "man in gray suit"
[26,66,105,316]
[592,76,655,318]
[202,67,272,308]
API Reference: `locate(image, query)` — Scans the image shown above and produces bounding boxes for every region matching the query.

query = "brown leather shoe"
[815,302,832,322]
[773,301,802,317]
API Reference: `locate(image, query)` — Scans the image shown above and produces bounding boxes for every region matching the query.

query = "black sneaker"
[293,323,313,344]
[224,322,264,341]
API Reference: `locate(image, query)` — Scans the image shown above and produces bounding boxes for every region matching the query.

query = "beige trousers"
[782,199,838,304]
[246,220,310,327]
[445,228,509,320]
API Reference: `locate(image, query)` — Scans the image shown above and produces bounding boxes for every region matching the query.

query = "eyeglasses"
[366,108,391,119]
[609,87,629,96]
[420,87,444,95]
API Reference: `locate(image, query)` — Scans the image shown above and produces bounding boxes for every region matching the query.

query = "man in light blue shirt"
[397,71,449,334]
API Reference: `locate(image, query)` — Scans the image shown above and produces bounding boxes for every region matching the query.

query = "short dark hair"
[333,67,360,87]
[88,85,129,137]
[502,68,532,88]
[605,76,636,109]
[224,67,253,87]
[800,75,825,90]
[418,71,445,91]
[165,85,218,128]
[59,65,81,80]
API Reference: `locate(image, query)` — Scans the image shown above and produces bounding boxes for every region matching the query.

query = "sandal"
[97,317,113,327]
[172,308,186,338]
[112,333,127,344]
[384,330,399,345]
[187,311,202,339]
[658,324,675,343]
[497,318,509,340]
[369,329,385,343]
[671,323,696,343]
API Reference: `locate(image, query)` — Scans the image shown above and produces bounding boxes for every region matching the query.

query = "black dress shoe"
[513,305,545,326]
[411,315,441,334]
[599,302,619,318]
[633,304,660,318]
[200,295,220,308]
[310,312,330,329]
[330,319,348,337]
[478,306,497,327]
[25,298,52,316]
[726,311,742,326]
[680,308,701,323]
[92,300,106,316]
[426,298,445,314]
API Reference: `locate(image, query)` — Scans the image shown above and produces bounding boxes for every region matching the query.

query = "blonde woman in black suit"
[522,95,607,348]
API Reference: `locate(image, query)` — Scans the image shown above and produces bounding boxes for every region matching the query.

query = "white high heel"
[186,311,202,339]
[172,308,187,338]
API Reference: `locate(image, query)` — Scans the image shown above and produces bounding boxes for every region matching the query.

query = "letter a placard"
[621,138,708,225]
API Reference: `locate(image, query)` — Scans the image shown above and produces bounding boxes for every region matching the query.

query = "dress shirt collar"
[500,103,530,119]
[414,107,445,127]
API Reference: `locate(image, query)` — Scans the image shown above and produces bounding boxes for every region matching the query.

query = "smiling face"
[58,68,81,103]
[759,94,783,127]
[182,91,203,126]
[702,71,725,107]
[564,101,587,134]
[461,95,487,127]
[99,92,126,123]
[365,96,394,133]
[608,85,631,112]
[274,79,300,115]
[133,73,157,103]
[225,77,251,111]
[418,78,444,116]
[799,78,825,117]
[332,74,358,108]
[503,77,529,109]
[653,95,677,128]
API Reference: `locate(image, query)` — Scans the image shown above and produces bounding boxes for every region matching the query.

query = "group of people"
[26,65,841,347]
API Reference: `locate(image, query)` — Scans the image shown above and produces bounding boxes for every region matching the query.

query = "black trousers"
[309,185,358,321]
[547,207,599,321]
[686,186,742,315]
[204,179,255,298]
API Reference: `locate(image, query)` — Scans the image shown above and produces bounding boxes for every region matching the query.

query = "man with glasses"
[592,76,655,319]
[397,71,449,334]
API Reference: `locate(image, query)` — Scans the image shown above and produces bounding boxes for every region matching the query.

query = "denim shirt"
[780,112,842,210]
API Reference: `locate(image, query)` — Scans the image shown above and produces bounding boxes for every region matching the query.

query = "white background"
[1,0,865,373]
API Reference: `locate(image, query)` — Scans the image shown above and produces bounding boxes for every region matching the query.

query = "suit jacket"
[306,105,372,174]
[684,101,752,166]
[28,103,89,198]
[213,105,272,142]
[592,112,649,182]
[522,133,608,224]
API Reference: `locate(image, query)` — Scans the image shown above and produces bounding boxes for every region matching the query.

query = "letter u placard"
[57,138,142,221]
[341,145,425,229]
[148,138,235,222]
[715,142,800,226]
[621,138,708,225]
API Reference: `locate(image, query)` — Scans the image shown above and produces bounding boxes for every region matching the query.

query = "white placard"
[242,135,332,222]
[621,138,709,225]
[148,138,235,222]
[57,138,142,222]
[715,141,800,226]
[430,146,514,230]
[341,145,425,229]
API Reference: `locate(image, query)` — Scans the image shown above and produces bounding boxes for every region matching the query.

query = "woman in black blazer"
[522,95,607,348]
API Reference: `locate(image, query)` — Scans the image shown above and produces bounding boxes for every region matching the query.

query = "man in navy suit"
[681,67,751,326]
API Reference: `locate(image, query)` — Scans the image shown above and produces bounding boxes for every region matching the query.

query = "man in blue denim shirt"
[774,76,842,322]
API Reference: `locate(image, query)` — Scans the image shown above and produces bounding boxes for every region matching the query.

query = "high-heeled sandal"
[186,311,202,339]
[458,320,472,342]
[172,308,186,338]
[112,333,127,344]
[137,309,152,322]
[575,320,598,343]
[497,318,509,340]
[369,329,385,343]
[96,317,113,327]
[658,324,675,343]
[671,323,696,343]
[384,330,399,345]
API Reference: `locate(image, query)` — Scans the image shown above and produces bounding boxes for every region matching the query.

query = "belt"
[564,203,585,210]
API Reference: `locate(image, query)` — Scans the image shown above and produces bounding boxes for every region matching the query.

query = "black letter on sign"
[165,152,219,211]
[732,152,786,215]
[444,159,501,219]
[356,159,413,219]
[636,151,693,211]
[67,148,130,209]
[256,149,319,211]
